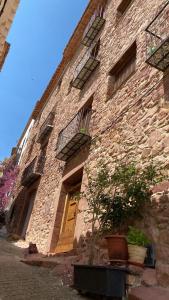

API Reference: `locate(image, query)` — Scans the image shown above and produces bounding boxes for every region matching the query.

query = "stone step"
[21,253,78,269]
[21,253,79,286]
[129,286,169,300]
[21,255,60,268]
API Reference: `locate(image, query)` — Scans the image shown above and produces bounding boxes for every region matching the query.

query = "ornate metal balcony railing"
[37,112,55,143]
[56,107,92,161]
[146,1,169,71]
[72,42,100,89]
[82,4,105,47]
[21,157,42,187]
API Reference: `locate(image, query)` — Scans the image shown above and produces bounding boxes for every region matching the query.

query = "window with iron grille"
[71,39,100,90]
[107,42,136,99]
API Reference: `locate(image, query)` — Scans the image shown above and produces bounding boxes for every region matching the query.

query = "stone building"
[0,0,20,70]
[10,0,169,288]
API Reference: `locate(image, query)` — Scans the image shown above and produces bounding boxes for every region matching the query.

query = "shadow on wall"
[7,188,27,236]
[0,212,5,228]
[135,189,169,288]
[163,69,169,103]
[56,188,169,287]
[7,179,41,239]
[73,230,109,265]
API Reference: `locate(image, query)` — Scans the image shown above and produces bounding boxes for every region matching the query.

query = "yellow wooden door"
[55,190,79,253]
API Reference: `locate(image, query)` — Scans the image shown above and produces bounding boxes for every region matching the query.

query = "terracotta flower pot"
[105,235,128,264]
[128,244,147,265]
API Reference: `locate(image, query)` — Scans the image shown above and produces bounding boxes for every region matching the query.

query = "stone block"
[156,262,169,288]
[129,286,169,300]
[142,268,157,287]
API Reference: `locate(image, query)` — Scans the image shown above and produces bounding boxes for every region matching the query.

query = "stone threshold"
[21,253,77,268]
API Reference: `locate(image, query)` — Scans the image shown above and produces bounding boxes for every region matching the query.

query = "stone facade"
[0,0,20,70]
[11,0,169,289]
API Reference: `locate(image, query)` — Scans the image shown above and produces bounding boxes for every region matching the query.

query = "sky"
[0,0,88,161]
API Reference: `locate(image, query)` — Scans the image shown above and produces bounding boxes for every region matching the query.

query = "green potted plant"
[127,226,150,266]
[148,46,157,56]
[81,160,112,266]
[73,160,127,298]
[100,194,129,264]
[99,162,163,264]
[73,159,164,298]
[79,128,86,134]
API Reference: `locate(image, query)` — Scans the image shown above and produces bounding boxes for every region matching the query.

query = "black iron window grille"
[21,157,42,187]
[72,40,100,90]
[146,1,169,71]
[82,4,105,47]
[56,107,92,161]
[37,112,55,143]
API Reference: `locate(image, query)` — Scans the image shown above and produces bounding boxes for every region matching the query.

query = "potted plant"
[81,160,112,266]
[79,128,86,134]
[99,162,163,264]
[148,46,157,56]
[100,194,129,264]
[73,159,164,298]
[127,226,150,266]
[73,160,127,298]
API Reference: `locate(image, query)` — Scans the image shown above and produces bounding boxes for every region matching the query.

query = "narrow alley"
[0,237,86,300]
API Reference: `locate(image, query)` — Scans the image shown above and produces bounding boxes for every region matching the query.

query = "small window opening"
[91,39,100,58]
[107,42,136,99]
[117,0,133,18]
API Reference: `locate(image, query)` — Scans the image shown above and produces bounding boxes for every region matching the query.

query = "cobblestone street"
[0,238,87,300]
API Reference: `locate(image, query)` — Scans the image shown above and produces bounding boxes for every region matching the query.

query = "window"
[117,0,133,17]
[107,42,136,98]
[67,80,73,95]
[54,77,63,96]
[79,98,93,133]
[58,78,62,90]
[91,39,100,58]
[37,144,47,174]
[25,135,36,162]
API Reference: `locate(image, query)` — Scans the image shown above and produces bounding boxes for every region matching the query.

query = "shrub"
[127,226,150,247]
[99,162,164,233]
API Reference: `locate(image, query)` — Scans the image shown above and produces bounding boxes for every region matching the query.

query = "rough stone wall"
[12,0,169,286]
[141,191,169,288]
[0,0,19,68]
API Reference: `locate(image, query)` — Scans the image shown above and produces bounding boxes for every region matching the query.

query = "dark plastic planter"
[73,265,127,298]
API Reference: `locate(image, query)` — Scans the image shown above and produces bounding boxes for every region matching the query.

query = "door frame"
[58,182,81,237]
[48,163,85,253]
[55,182,81,253]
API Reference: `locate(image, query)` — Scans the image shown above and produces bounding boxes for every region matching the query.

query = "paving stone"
[0,239,89,300]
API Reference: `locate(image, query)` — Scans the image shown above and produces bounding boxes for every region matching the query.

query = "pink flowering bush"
[0,158,19,215]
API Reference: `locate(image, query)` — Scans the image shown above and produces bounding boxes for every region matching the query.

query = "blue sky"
[0,0,88,161]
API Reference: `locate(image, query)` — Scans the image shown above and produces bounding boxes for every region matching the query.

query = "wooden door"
[55,188,79,253]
